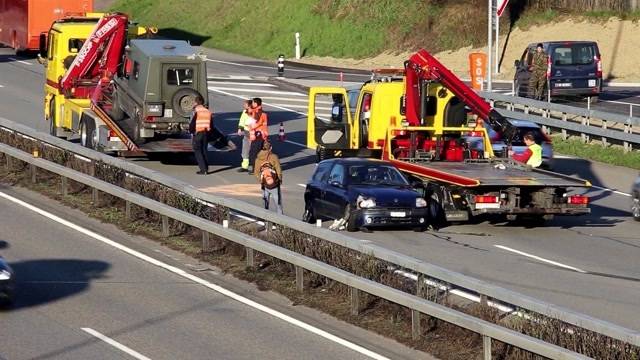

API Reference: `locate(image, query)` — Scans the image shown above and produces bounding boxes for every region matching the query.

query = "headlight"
[357,195,376,209]
[416,197,427,208]
[145,103,164,116]
[0,269,11,280]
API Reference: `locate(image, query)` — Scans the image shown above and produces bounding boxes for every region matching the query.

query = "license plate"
[588,79,596,87]
[554,82,572,88]
[390,211,406,218]
[475,203,500,209]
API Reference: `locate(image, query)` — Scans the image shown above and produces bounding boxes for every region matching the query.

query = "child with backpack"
[255,141,283,215]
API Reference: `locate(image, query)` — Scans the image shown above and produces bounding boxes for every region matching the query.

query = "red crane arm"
[404,49,509,137]
[59,13,129,93]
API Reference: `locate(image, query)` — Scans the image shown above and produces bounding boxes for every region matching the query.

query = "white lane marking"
[0,84,4,88]
[494,245,587,273]
[8,57,33,65]
[207,75,253,80]
[207,81,276,87]
[601,99,640,107]
[553,155,575,159]
[260,96,331,105]
[208,86,306,96]
[298,183,306,188]
[285,139,307,148]
[0,191,388,360]
[81,328,151,360]
[591,185,631,197]
[205,58,370,77]
[273,103,331,111]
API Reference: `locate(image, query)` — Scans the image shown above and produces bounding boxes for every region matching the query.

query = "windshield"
[347,165,409,186]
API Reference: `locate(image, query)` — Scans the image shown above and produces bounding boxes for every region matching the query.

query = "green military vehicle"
[111,39,208,145]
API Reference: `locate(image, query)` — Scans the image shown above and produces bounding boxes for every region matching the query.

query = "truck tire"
[172,88,201,118]
[110,91,125,121]
[345,205,358,232]
[302,202,316,224]
[48,99,58,137]
[79,116,96,149]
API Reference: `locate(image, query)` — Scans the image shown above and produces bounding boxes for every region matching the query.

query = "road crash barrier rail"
[0,116,638,359]
[480,91,640,152]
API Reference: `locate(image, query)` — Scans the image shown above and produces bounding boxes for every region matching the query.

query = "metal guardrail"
[480,92,640,152]
[0,116,638,358]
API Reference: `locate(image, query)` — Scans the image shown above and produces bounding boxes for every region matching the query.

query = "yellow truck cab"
[307,70,493,162]
[43,13,104,138]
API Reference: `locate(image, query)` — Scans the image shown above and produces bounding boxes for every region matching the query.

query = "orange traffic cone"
[278,122,285,141]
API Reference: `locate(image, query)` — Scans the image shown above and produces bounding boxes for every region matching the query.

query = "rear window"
[167,68,194,86]
[551,44,595,66]
[512,127,543,146]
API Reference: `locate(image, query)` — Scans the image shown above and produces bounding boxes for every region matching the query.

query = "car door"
[514,48,533,97]
[308,87,353,151]
[306,161,332,217]
[322,163,349,219]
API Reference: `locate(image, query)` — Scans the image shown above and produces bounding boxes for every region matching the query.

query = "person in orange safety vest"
[248,98,268,174]
[189,95,214,175]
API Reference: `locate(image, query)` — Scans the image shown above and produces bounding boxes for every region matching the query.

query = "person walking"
[237,99,254,172]
[248,97,268,174]
[529,43,548,100]
[509,132,542,168]
[189,95,213,175]
[255,141,283,215]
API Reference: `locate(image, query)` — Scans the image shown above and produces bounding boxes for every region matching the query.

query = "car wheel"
[427,188,446,229]
[632,193,640,222]
[302,203,316,224]
[110,91,125,121]
[48,98,57,137]
[172,88,202,118]
[79,116,96,149]
[345,204,358,232]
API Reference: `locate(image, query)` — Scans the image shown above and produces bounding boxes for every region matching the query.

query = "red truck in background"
[0,0,93,52]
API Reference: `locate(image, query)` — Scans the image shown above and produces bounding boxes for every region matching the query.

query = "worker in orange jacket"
[189,95,213,175]
[248,97,268,174]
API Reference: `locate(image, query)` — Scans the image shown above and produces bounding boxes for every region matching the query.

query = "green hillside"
[111,0,638,60]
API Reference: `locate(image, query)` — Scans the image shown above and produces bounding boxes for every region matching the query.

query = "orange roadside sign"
[469,52,487,90]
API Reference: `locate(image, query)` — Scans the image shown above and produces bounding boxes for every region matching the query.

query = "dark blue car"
[303,158,429,232]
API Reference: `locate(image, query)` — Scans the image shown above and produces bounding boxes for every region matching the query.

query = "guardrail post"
[524,105,529,115]
[561,113,568,140]
[623,124,631,153]
[245,247,254,267]
[412,273,425,339]
[602,120,608,147]
[30,164,37,183]
[202,230,210,252]
[480,294,489,307]
[483,336,492,360]
[581,116,589,143]
[350,287,361,316]
[161,215,169,237]
[125,201,132,220]
[295,265,304,292]
[61,176,68,196]
[5,154,11,170]
[92,188,100,206]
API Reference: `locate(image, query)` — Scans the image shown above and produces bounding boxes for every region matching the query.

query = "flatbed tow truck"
[41,13,207,155]
[307,50,591,223]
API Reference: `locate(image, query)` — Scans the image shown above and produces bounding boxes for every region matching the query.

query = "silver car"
[488,118,554,170]
[632,175,640,221]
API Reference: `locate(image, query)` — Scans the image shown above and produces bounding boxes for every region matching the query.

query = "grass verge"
[552,135,640,170]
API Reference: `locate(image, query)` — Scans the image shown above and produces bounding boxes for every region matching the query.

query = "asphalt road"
[1,47,640,332]
[0,185,428,360]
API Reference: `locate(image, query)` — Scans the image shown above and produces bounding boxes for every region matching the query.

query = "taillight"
[109,130,117,138]
[145,116,156,122]
[595,55,602,79]
[392,129,407,136]
[546,56,551,79]
[567,195,589,205]
[475,195,499,203]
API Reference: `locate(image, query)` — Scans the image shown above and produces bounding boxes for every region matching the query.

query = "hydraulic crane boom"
[404,49,514,141]
[59,13,129,98]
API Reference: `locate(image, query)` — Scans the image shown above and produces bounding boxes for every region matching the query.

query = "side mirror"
[38,33,47,59]
[514,60,520,68]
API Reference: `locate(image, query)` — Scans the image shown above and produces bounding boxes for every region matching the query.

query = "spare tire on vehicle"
[171,88,202,118]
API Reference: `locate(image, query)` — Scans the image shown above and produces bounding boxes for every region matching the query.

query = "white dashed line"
[494,245,587,273]
[207,81,277,87]
[0,84,4,88]
[205,58,370,77]
[82,328,151,360]
[298,184,306,188]
[8,57,32,65]
[0,190,389,360]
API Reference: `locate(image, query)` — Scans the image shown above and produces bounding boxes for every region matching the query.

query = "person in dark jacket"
[248,130,265,175]
[189,95,213,175]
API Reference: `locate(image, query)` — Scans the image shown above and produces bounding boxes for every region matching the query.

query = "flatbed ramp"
[410,161,590,188]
